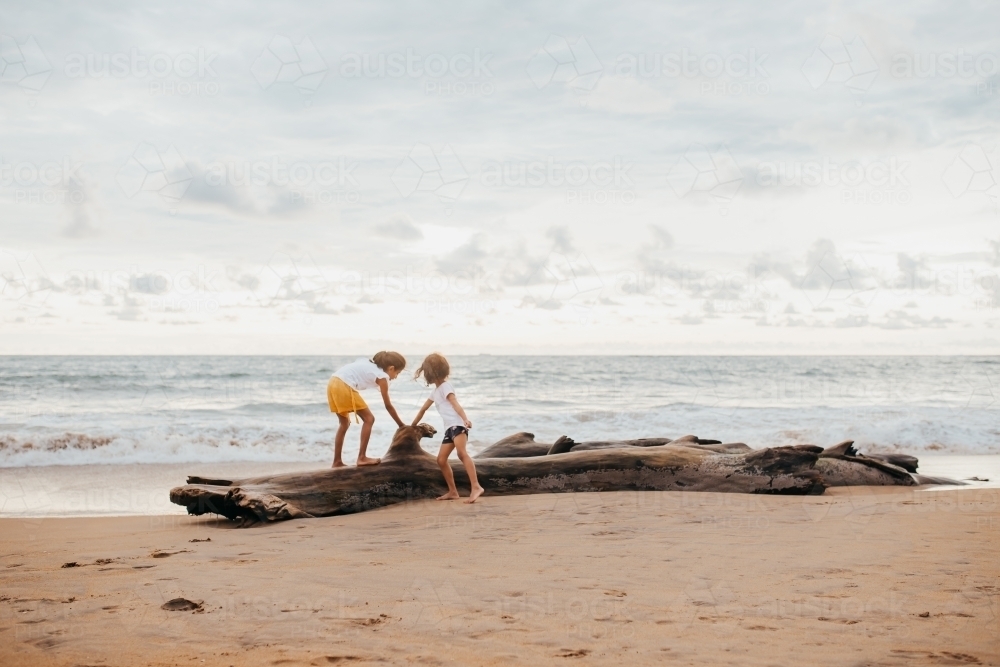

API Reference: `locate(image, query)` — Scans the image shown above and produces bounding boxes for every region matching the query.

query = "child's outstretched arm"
[446,392,472,428]
[376,378,405,428]
[411,398,433,426]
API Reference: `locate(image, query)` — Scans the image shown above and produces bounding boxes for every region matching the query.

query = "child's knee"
[362,412,374,425]
[436,452,450,467]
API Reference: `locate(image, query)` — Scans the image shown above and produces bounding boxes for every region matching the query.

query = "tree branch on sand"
[169,425,952,527]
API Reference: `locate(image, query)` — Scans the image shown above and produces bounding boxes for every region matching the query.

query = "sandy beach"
[2,486,997,666]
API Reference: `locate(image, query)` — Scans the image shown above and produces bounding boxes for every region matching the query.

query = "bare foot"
[332,461,347,468]
[356,456,381,466]
[436,492,460,500]
[465,486,485,504]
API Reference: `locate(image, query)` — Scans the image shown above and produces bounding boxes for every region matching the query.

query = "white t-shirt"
[429,381,465,429]
[333,358,388,391]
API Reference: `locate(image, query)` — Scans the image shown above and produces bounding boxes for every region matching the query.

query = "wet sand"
[1,487,998,666]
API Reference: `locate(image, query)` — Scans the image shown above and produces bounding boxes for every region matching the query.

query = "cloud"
[893,252,933,290]
[546,226,574,253]
[648,224,674,249]
[879,310,952,329]
[112,295,145,321]
[2,1,998,353]
[750,239,876,294]
[374,215,423,241]
[181,163,312,218]
[61,180,101,238]
[131,274,169,295]
[434,233,489,274]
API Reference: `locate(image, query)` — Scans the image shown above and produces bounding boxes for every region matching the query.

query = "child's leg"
[453,433,485,503]
[333,413,351,467]
[436,443,459,500]
[356,408,380,466]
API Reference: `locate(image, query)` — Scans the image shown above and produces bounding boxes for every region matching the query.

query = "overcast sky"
[1,0,998,354]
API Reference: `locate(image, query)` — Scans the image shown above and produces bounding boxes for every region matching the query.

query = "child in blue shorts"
[411,353,484,503]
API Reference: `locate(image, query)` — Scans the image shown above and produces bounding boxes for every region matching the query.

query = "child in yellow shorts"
[327,351,406,467]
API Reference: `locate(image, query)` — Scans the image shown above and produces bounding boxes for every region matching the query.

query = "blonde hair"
[414,353,450,385]
[371,351,406,372]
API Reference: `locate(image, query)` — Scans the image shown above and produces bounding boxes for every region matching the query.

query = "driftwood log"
[169,425,956,526]
[476,433,945,487]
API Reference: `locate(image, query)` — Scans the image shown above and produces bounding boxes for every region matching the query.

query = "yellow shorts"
[327,377,367,417]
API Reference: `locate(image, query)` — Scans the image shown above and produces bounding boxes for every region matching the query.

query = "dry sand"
[2,487,998,666]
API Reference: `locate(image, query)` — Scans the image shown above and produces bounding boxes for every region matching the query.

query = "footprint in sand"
[556,649,590,658]
[150,550,190,558]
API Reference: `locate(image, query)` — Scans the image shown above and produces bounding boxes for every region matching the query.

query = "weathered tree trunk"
[478,434,948,487]
[169,428,960,526]
[170,424,826,525]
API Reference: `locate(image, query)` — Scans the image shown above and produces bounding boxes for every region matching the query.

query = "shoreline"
[2,454,998,519]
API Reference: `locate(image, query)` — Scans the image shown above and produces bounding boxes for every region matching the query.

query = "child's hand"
[464,419,472,429]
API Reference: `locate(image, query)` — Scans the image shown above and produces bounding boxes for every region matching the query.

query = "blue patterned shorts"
[442,425,469,444]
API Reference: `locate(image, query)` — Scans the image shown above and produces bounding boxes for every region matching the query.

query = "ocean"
[2,355,998,467]
[2,355,998,516]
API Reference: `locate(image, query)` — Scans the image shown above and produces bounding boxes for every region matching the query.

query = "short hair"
[371,351,406,372]
[414,353,450,385]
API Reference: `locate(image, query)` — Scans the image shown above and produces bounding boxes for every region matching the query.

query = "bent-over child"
[327,351,406,467]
